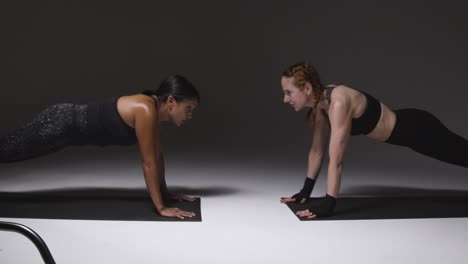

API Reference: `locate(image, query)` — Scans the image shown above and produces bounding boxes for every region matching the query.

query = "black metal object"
[0,221,56,264]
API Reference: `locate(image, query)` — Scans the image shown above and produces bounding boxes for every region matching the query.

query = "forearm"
[289,150,324,200]
[142,162,165,211]
[307,150,324,180]
[159,154,169,197]
[160,172,169,197]
[326,161,343,197]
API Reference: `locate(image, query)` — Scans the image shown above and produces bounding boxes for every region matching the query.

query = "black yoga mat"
[286,196,468,221]
[0,188,201,222]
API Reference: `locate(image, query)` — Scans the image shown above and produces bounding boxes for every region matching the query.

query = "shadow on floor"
[169,185,240,197]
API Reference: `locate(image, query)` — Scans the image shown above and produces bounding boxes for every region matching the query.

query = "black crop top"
[320,86,382,136]
[85,97,137,146]
[85,96,159,146]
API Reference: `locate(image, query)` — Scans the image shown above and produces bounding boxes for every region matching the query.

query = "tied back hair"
[142,75,200,104]
[282,62,325,125]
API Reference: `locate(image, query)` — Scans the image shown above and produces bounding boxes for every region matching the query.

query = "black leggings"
[385,108,468,168]
[0,104,88,163]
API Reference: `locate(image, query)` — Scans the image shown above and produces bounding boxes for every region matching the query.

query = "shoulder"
[329,84,350,94]
[329,85,352,106]
[120,94,158,117]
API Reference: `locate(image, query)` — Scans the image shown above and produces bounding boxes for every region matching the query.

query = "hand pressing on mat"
[280,194,307,204]
[280,177,316,204]
[295,194,337,219]
[167,193,196,202]
[160,207,196,219]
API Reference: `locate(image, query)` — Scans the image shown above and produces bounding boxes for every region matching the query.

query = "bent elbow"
[329,159,344,170]
[141,160,157,171]
[309,148,324,158]
[309,149,324,160]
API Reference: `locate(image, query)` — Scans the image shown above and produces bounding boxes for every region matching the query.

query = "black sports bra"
[320,86,382,136]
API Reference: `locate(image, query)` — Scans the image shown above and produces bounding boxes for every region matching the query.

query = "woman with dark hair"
[279,62,468,219]
[0,75,200,219]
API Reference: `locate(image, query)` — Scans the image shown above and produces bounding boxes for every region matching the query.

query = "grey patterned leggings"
[0,103,88,163]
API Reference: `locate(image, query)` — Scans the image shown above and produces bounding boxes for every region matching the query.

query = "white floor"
[1,148,468,264]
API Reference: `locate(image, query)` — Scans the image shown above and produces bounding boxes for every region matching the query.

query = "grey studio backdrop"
[1,0,468,184]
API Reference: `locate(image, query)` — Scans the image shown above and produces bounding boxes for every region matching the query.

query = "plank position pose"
[279,62,468,219]
[0,75,199,219]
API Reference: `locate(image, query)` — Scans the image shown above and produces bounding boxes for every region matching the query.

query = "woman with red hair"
[279,62,468,219]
